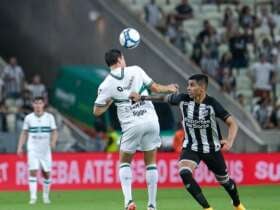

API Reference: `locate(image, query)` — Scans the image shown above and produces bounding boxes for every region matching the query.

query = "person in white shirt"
[250,54,275,99]
[93,49,178,210]
[17,97,58,205]
[28,74,47,100]
[3,57,25,98]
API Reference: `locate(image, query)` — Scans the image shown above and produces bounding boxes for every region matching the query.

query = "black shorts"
[180,148,228,176]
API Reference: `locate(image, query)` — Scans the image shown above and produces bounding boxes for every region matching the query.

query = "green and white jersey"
[22,112,57,154]
[95,65,159,131]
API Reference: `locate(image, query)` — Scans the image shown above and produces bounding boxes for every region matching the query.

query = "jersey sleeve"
[94,83,112,107]
[212,98,231,121]
[22,116,29,131]
[167,93,190,105]
[50,114,57,130]
[138,66,153,88]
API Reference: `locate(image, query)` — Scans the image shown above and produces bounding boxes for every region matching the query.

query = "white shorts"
[120,121,161,153]
[27,151,52,172]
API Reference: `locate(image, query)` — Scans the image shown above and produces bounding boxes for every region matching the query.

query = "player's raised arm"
[149,82,179,94]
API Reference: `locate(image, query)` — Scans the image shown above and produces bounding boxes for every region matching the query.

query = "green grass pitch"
[0,185,279,210]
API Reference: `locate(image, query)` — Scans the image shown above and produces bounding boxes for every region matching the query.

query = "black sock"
[180,169,210,208]
[221,178,240,206]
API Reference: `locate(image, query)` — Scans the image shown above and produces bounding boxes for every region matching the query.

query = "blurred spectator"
[104,126,120,152]
[200,50,219,79]
[220,68,236,96]
[191,36,203,66]
[252,97,273,128]
[217,51,232,84]
[144,0,163,29]
[272,0,280,15]
[165,15,186,53]
[270,99,280,128]
[197,20,218,44]
[229,28,249,69]
[174,0,193,22]
[257,6,276,37]
[3,56,25,99]
[172,122,184,153]
[257,37,272,61]
[28,74,47,101]
[222,7,237,28]
[20,90,33,115]
[250,54,275,99]
[238,5,257,30]
[237,93,245,108]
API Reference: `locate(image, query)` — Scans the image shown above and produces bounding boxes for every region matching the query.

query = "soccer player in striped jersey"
[93,49,178,210]
[130,74,246,210]
[17,97,58,204]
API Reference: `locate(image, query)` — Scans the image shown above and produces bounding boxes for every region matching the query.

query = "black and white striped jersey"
[167,93,231,153]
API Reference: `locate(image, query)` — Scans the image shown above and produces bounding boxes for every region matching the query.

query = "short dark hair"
[189,74,208,87]
[105,49,122,67]
[33,96,45,102]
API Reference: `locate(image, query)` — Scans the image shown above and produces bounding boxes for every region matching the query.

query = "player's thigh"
[143,149,157,165]
[179,148,201,172]
[120,126,142,154]
[140,121,161,152]
[28,152,40,171]
[39,153,52,175]
[202,151,227,176]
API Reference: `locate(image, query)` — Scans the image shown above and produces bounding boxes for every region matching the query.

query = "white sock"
[29,176,37,200]
[43,178,51,199]
[119,163,133,207]
[146,164,158,208]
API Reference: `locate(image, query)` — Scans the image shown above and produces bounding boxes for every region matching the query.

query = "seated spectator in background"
[20,90,33,115]
[172,122,184,153]
[222,7,237,28]
[250,53,275,99]
[200,50,219,79]
[237,94,245,108]
[174,0,193,21]
[272,0,280,15]
[3,56,25,99]
[220,68,236,97]
[229,28,249,69]
[217,51,232,84]
[191,37,203,66]
[165,15,186,53]
[257,37,272,62]
[197,20,217,43]
[257,6,276,37]
[28,74,48,102]
[238,5,257,30]
[144,0,163,29]
[252,97,273,128]
[270,99,280,128]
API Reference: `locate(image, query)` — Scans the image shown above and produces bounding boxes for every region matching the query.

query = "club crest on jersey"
[117,87,124,92]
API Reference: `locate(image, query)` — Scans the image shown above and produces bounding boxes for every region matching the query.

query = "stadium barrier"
[0,153,279,190]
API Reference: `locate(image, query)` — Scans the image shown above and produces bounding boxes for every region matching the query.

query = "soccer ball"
[119,28,140,49]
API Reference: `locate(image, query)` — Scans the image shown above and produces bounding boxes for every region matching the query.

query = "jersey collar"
[110,67,124,80]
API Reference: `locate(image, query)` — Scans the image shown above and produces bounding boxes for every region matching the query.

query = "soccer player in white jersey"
[17,96,58,204]
[93,49,178,210]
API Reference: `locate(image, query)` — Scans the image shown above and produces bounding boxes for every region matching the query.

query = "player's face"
[32,100,45,114]
[187,80,203,98]
[118,55,126,67]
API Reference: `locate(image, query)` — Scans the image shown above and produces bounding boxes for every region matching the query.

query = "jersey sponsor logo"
[184,118,211,129]
[116,76,135,92]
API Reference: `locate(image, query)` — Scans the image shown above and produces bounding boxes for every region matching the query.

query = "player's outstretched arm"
[221,116,238,152]
[129,92,170,103]
[149,82,179,94]
[93,99,113,117]
[17,130,28,156]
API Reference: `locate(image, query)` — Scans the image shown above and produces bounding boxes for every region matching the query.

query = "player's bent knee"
[215,173,230,184]
[179,167,193,181]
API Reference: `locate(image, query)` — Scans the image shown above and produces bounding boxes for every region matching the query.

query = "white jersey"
[95,65,159,131]
[23,112,57,155]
